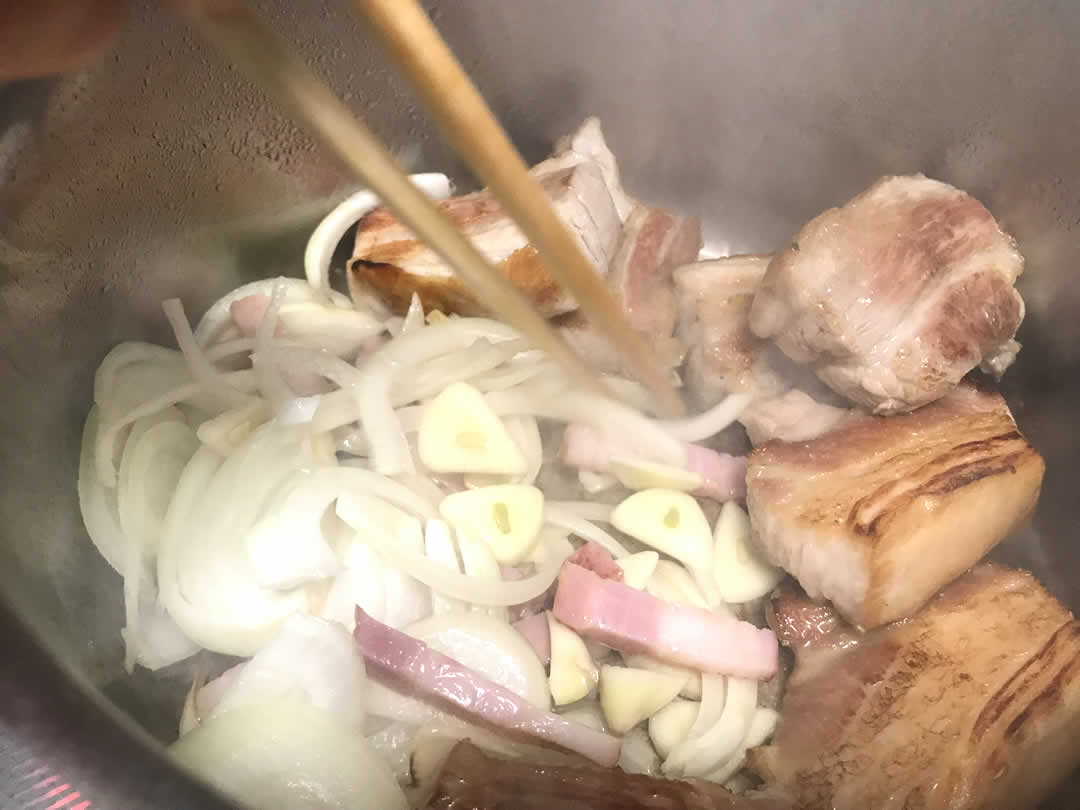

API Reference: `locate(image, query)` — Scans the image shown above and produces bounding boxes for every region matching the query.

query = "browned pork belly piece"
[349,119,627,317]
[675,255,772,406]
[673,255,859,443]
[738,388,861,446]
[746,383,1044,628]
[748,568,1080,810]
[423,739,794,810]
[749,174,1025,414]
[556,203,702,373]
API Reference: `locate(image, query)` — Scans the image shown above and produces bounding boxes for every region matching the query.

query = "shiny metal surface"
[0,0,1077,803]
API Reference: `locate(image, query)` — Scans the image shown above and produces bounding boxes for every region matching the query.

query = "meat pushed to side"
[675,255,772,406]
[748,567,1080,810]
[423,739,794,810]
[746,383,1044,629]
[749,174,1025,414]
[557,203,702,374]
[674,255,860,444]
[349,119,628,317]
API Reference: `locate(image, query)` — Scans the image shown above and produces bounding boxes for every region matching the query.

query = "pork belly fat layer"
[349,120,626,317]
[746,384,1044,629]
[748,567,1080,810]
[750,174,1025,414]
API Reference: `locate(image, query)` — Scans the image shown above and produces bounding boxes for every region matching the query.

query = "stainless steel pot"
[1,0,1077,806]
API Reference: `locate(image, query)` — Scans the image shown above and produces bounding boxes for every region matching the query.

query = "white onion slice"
[157,431,312,656]
[170,699,407,810]
[659,393,754,442]
[303,173,450,292]
[209,614,367,732]
[338,495,569,606]
[117,416,198,560]
[662,677,757,777]
[405,612,550,709]
[78,407,143,575]
[193,277,321,348]
[543,505,630,559]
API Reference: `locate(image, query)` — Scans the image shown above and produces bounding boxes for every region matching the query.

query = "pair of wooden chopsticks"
[183,0,683,416]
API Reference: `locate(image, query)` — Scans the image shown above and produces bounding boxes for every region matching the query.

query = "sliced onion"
[95,369,258,486]
[117,416,198,559]
[78,407,142,574]
[619,727,660,776]
[209,614,366,732]
[355,319,520,476]
[338,495,570,606]
[170,699,407,810]
[400,293,425,335]
[94,342,187,410]
[505,416,543,486]
[163,298,252,410]
[704,706,778,785]
[193,277,321,348]
[120,586,200,672]
[543,505,630,559]
[662,677,757,777]
[303,174,450,292]
[659,393,754,442]
[544,500,614,523]
[157,432,311,656]
[366,721,417,784]
[406,612,550,709]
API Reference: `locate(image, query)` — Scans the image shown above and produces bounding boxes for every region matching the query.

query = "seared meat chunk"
[557,204,702,373]
[674,255,858,443]
[748,567,1080,810]
[349,119,627,316]
[738,388,861,446]
[750,174,1025,414]
[746,383,1044,628]
[675,255,772,406]
[423,739,794,810]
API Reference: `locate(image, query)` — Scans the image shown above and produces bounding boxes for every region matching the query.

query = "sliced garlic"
[649,698,700,759]
[547,614,598,706]
[615,551,660,590]
[417,382,526,475]
[439,485,543,565]
[713,501,784,603]
[645,560,710,610]
[611,489,713,572]
[622,653,702,700]
[609,457,702,492]
[599,665,685,736]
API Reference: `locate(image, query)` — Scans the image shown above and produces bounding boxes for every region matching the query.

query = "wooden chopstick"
[347,0,685,417]
[182,0,607,399]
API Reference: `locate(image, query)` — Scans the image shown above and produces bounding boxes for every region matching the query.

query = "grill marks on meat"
[556,204,702,374]
[350,164,620,317]
[746,384,1044,629]
[349,121,626,317]
[424,739,794,810]
[749,175,1025,414]
[747,567,1080,810]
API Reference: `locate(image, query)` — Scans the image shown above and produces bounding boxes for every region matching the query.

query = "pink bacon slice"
[552,563,778,680]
